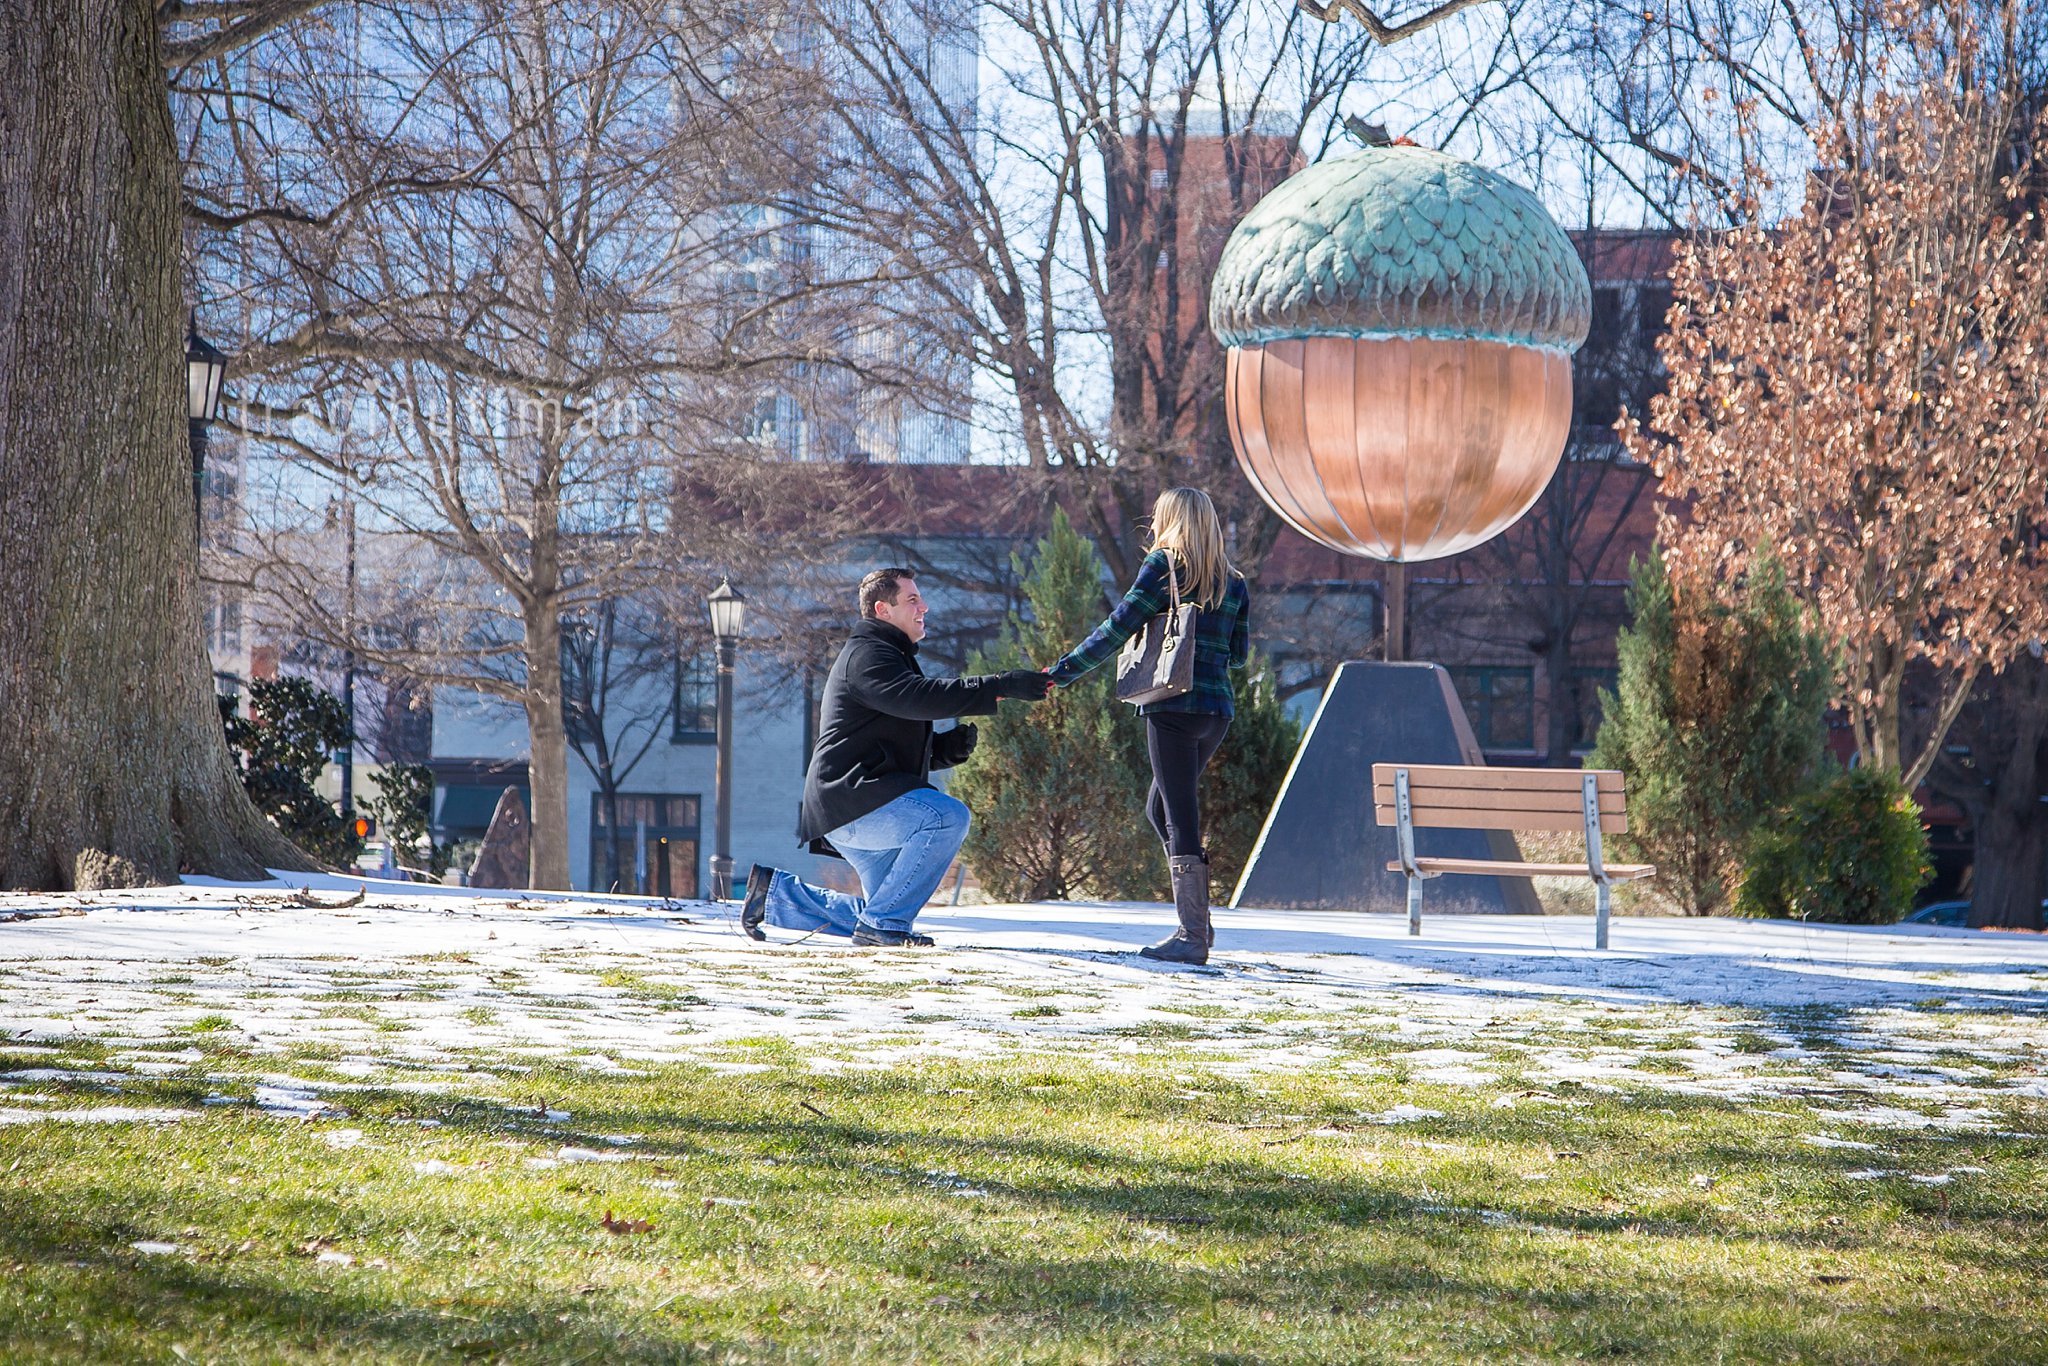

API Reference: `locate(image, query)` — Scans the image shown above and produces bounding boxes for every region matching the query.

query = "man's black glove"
[933,723,979,768]
[989,668,1053,701]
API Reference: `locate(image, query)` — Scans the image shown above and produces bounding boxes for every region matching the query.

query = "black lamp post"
[706,578,746,901]
[185,313,227,541]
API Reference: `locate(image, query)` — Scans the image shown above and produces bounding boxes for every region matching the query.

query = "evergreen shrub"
[1588,551,1834,915]
[369,762,454,876]
[219,676,361,868]
[1735,765,1931,923]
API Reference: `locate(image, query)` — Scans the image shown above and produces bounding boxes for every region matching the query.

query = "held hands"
[990,668,1054,701]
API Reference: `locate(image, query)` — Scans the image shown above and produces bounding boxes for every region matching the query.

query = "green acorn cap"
[1209,145,1591,354]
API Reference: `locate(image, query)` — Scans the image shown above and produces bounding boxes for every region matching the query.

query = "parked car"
[1904,900,1971,927]
[1903,899,2048,928]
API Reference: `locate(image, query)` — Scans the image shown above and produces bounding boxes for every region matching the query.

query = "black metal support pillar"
[1384,562,1407,661]
[189,418,209,543]
[711,636,737,901]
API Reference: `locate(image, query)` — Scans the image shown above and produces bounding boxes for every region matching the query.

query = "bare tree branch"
[1296,0,1496,44]
[160,0,332,68]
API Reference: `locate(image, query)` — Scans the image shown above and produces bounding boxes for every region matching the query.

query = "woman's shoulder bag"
[1114,555,1198,706]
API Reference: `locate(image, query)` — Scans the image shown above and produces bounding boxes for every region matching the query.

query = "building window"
[672,651,715,743]
[207,593,242,654]
[590,793,700,898]
[1634,284,1674,345]
[745,394,779,445]
[1449,666,1536,751]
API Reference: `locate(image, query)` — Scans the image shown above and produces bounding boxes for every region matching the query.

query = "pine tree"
[1588,551,1834,916]
[952,510,1161,900]
[1200,653,1301,900]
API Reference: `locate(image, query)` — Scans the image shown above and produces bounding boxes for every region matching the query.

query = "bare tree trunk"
[605,786,625,893]
[523,602,570,891]
[1543,624,1578,767]
[0,0,313,889]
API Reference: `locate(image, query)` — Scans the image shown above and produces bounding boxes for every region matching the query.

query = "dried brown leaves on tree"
[1625,2,2048,789]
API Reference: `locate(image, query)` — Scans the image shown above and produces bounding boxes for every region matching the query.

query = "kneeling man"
[741,567,1050,947]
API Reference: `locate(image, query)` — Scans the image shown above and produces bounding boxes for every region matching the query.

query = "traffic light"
[352,814,375,841]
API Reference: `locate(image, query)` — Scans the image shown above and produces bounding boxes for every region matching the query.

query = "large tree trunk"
[1967,660,2048,931]
[1970,793,2048,931]
[0,0,314,890]
[523,604,571,891]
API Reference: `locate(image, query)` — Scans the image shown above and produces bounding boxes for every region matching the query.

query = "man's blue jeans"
[762,788,970,937]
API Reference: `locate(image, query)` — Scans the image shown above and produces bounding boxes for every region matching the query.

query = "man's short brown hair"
[859,567,917,619]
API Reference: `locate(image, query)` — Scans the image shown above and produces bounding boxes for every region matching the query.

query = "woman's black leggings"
[1144,712,1232,858]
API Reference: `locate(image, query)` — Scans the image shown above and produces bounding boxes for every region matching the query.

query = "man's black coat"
[797,619,998,853]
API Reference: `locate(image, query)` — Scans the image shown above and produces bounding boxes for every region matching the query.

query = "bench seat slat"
[1370,762,1624,796]
[1386,857,1656,882]
[1375,805,1627,834]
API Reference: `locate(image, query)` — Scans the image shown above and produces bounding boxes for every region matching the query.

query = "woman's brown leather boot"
[1140,854,1212,965]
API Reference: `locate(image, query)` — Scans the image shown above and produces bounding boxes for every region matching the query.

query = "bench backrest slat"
[1372,763,1628,834]
[1378,804,1626,835]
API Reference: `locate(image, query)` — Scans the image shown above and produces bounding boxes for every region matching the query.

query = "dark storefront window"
[591,793,701,898]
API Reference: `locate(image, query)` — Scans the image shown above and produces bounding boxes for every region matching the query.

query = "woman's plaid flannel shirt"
[1048,548,1251,717]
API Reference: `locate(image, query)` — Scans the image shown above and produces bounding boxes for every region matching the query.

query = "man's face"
[873,578,929,642]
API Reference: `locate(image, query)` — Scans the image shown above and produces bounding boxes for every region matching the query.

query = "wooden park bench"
[1371,763,1655,950]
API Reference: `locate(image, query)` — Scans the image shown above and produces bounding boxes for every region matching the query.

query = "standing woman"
[1048,488,1250,965]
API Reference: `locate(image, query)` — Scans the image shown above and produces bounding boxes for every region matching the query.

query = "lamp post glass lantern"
[707,579,746,900]
[185,315,227,537]
[708,579,746,642]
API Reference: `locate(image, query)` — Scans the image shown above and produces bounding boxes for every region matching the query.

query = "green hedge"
[1734,765,1931,924]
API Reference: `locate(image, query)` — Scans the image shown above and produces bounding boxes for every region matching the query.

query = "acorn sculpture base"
[1230,661,1541,915]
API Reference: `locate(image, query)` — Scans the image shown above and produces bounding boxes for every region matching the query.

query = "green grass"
[4,1050,2046,1364]
[592,969,706,1009]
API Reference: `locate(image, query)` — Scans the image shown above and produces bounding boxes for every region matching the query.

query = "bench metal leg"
[1594,880,1610,951]
[1407,874,1422,936]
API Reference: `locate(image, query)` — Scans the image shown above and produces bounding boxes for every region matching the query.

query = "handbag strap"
[1161,551,1183,630]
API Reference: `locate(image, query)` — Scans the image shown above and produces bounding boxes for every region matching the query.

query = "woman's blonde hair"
[1148,487,1236,610]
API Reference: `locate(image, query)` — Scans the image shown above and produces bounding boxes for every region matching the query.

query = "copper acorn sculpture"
[1209,145,1591,562]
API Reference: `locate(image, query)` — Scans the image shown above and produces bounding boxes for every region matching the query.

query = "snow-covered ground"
[3,875,2046,1134]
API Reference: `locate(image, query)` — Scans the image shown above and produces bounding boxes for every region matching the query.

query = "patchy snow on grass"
[1367,1104,1446,1124]
[1,875,2046,1129]
[0,1105,197,1125]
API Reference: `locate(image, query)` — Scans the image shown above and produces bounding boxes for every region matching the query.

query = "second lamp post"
[706,578,746,901]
